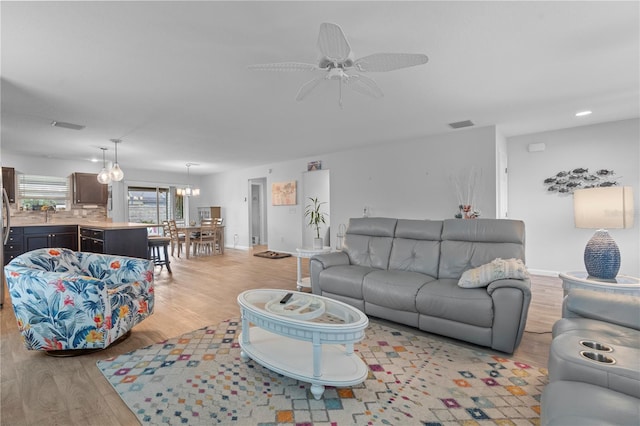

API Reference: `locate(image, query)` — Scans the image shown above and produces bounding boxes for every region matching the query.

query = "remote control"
[280,292,293,304]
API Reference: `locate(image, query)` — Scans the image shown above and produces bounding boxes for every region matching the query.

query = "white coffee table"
[295,247,331,291]
[237,289,368,400]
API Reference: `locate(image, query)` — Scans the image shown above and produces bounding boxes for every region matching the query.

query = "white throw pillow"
[458,258,529,288]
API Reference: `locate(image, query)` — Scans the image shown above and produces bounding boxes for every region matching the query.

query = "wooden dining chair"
[166,220,186,258]
[194,222,217,255]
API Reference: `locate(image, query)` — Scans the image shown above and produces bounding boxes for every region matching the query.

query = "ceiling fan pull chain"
[339,78,344,108]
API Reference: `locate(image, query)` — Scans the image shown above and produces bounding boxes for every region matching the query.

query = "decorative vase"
[458,205,479,219]
[313,237,323,249]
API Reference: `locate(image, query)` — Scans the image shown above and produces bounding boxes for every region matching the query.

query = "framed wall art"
[272,181,297,206]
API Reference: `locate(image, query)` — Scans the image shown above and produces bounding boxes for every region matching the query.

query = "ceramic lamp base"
[584,229,620,281]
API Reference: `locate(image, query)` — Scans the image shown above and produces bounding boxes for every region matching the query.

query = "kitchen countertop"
[11,222,155,230]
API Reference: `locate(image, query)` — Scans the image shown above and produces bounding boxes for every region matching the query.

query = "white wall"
[508,118,640,276]
[201,125,500,253]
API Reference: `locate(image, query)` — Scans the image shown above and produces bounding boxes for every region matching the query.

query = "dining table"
[176,224,225,259]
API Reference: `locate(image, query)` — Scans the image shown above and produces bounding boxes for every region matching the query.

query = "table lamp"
[573,186,634,281]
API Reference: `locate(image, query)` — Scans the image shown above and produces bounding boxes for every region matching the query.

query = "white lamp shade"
[573,186,634,229]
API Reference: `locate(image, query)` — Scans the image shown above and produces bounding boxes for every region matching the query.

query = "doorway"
[248,177,267,246]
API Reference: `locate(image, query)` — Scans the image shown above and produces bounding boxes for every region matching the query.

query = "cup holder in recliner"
[579,340,614,352]
[580,350,616,364]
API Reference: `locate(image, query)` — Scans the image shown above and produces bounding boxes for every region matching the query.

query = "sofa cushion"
[343,234,393,269]
[363,270,436,312]
[317,265,376,299]
[458,258,529,288]
[416,279,493,327]
[439,219,526,279]
[389,219,442,276]
[346,217,397,237]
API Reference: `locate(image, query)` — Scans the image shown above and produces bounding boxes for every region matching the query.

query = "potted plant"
[304,197,327,249]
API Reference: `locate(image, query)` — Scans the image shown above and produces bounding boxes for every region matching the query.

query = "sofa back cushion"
[389,219,442,276]
[438,219,526,279]
[343,217,397,269]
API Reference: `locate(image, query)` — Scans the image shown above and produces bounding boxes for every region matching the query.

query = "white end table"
[296,247,331,291]
[559,271,640,297]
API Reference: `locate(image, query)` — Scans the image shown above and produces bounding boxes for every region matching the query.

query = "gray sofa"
[310,217,531,353]
[542,289,640,425]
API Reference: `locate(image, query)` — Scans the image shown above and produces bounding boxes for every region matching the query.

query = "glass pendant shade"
[96,147,111,184]
[110,163,124,181]
[109,139,124,181]
[97,168,111,184]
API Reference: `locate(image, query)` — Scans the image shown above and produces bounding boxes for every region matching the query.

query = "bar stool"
[148,236,172,273]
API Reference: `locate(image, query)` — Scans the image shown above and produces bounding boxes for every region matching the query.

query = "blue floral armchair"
[4,248,154,352]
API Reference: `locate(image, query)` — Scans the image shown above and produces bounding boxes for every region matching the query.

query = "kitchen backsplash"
[9,204,108,224]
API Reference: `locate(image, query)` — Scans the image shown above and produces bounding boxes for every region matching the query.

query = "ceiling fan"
[249,23,428,106]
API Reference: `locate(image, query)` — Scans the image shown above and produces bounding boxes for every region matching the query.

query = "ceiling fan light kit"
[249,22,428,106]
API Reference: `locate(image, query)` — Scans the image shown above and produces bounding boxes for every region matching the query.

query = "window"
[18,174,69,211]
[128,186,170,225]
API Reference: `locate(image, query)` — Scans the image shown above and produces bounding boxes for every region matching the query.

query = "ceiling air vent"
[448,120,474,129]
[51,120,85,130]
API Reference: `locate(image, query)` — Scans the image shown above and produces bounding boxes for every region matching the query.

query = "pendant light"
[177,163,200,197]
[96,147,111,184]
[109,139,124,181]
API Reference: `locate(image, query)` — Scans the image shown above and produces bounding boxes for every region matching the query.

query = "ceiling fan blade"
[345,74,384,99]
[248,62,319,72]
[296,77,326,101]
[353,53,428,72]
[317,22,352,62]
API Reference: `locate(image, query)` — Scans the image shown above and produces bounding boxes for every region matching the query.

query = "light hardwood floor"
[0,247,563,425]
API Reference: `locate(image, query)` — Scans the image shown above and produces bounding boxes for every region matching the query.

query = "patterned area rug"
[97,319,547,425]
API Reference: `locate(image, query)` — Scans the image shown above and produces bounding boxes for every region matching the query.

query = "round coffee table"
[237,289,368,399]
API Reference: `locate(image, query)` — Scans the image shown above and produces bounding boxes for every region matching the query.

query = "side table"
[296,247,331,291]
[559,271,640,297]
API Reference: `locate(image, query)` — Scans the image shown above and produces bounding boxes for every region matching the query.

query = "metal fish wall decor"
[543,168,619,195]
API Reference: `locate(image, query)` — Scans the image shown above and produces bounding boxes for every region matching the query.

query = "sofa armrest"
[310,252,350,295]
[312,252,350,269]
[487,277,532,295]
[563,289,640,331]
[487,278,532,353]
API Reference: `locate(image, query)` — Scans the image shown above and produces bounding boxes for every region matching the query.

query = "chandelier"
[177,163,200,197]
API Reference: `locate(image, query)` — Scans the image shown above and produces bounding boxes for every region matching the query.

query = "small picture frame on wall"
[307,160,322,171]
[272,181,297,206]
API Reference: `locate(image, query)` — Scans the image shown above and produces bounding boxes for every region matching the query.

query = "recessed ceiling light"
[575,110,592,117]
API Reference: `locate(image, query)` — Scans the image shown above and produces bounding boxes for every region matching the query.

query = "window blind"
[18,174,69,201]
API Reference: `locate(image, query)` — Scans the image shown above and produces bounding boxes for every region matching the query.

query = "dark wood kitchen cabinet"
[24,226,78,252]
[3,226,24,265]
[2,167,16,203]
[72,172,108,205]
[3,226,78,265]
[80,227,148,259]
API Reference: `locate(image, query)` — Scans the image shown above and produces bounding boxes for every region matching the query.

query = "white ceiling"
[1,1,638,175]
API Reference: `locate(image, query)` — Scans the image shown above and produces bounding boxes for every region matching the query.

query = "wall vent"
[51,121,85,130]
[448,120,474,129]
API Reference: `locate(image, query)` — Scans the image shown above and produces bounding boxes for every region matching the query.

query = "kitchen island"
[3,222,152,264]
